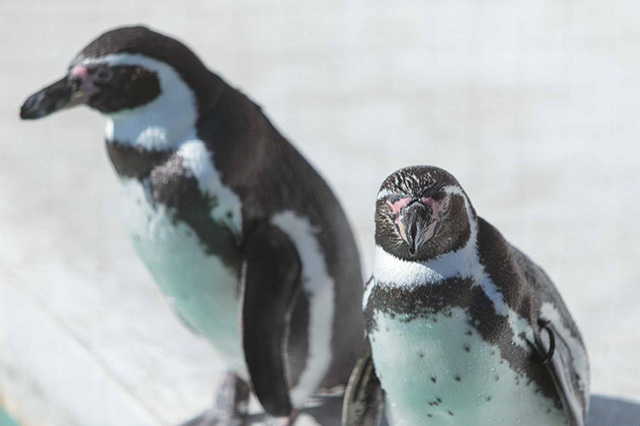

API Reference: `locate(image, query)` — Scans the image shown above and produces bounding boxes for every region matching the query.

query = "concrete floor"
[1,0,640,424]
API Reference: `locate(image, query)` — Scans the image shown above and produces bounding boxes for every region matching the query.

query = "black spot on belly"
[430,376,436,383]
[448,410,454,416]
[428,397,442,407]
[464,345,470,352]
[454,375,461,382]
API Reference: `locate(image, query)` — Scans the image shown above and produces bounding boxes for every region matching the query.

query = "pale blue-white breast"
[365,240,570,425]
[364,183,589,425]
[368,302,567,426]
[117,137,244,369]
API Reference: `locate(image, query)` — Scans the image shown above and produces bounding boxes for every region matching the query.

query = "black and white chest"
[97,52,248,364]
[111,133,246,364]
[364,240,569,426]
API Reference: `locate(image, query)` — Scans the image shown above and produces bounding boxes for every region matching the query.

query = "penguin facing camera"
[344,166,590,426]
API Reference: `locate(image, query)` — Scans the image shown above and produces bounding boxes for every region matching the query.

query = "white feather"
[362,277,375,311]
[177,139,242,236]
[376,188,393,200]
[272,211,335,408]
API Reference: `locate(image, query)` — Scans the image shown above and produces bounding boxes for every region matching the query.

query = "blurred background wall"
[1,0,640,424]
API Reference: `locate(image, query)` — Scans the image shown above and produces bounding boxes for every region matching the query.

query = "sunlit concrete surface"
[2,0,640,424]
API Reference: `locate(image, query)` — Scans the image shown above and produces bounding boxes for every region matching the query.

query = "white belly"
[119,178,244,370]
[369,308,567,426]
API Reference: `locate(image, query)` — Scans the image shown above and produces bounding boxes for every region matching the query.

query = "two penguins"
[21,26,589,425]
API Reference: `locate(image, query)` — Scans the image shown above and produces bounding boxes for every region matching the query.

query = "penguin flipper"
[343,338,385,426]
[534,319,586,426]
[241,222,302,417]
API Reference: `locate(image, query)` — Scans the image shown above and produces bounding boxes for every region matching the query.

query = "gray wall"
[1,0,639,424]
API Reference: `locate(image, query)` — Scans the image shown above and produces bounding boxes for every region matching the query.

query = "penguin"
[20,26,364,424]
[343,166,590,426]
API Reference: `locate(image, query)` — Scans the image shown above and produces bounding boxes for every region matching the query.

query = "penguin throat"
[105,114,195,151]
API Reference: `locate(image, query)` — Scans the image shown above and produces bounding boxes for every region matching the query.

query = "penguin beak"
[396,201,431,255]
[20,67,96,120]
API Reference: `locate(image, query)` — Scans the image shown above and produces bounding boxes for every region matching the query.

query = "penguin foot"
[180,372,250,426]
[180,409,245,426]
[259,409,298,426]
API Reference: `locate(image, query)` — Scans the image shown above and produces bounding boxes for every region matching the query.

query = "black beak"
[399,201,430,255]
[20,76,80,120]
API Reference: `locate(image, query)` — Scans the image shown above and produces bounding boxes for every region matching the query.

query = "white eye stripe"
[376,189,411,202]
[378,183,464,201]
[376,188,393,200]
[442,185,464,196]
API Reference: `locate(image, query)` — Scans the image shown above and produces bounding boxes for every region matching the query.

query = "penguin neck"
[104,92,198,152]
[374,189,480,287]
[373,228,479,288]
[102,84,200,179]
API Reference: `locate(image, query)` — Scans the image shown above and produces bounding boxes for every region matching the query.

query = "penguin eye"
[94,66,113,83]
[441,196,451,212]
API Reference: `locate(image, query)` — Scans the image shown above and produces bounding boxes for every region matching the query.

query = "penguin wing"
[241,222,302,417]
[343,338,385,426]
[534,320,585,426]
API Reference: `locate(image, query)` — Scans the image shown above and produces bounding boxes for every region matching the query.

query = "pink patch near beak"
[387,198,413,243]
[422,195,450,221]
[386,197,412,215]
[70,65,90,79]
[67,65,97,107]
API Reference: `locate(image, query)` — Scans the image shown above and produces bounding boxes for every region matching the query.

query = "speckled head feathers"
[375,166,475,261]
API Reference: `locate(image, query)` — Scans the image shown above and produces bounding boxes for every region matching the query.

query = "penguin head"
[20,26,221,123]
[375,166,474,261]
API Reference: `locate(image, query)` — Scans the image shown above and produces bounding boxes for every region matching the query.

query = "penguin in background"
[344,166,589,426]
[21,26,364,424]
